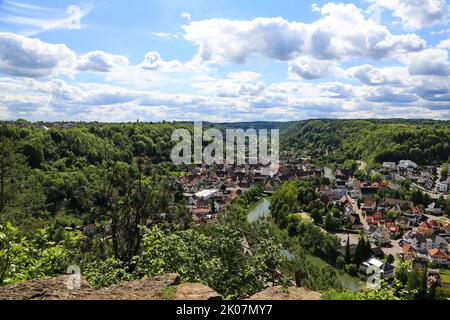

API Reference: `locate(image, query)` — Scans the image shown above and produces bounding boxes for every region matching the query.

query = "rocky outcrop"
[174,283,221,300]
[0,275,321,300]
[0,274,221,300]
[248,286,322,300]
[0,275,94,300]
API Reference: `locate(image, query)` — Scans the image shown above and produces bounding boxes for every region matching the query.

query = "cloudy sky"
[0,0,449,122]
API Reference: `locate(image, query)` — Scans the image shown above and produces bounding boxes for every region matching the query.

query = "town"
[177,156,450,290]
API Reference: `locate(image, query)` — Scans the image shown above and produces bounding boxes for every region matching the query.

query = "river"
[248,198,363,291]
[247,198,271,222]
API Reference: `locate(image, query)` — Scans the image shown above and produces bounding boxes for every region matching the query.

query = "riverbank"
[247,197,364,292]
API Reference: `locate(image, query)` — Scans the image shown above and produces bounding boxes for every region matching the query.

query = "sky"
[0,0,449,122]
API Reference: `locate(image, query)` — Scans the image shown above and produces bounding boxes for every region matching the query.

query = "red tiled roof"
[403,244,414,253]
[419,222,432,229]
[428,248,448,259]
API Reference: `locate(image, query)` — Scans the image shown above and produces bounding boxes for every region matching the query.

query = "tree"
[0,138,27,213]
[371,173,383,183]
[386,254,395,264]
[21,142,44,169]
[102,159,186,263]
[135,223,286,299]
[344,235,351,264]
[440,164,449,179]
[386,209,400,220]
[336,256,345,270]
[354,236,371,265]
[310,209,323,225]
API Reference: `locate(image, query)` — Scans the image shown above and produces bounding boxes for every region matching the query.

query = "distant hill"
[280,119,450,165]
[217,121,291,131]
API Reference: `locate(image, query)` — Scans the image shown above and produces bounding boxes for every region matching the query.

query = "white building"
[398,160,418,170]
[437,182,448,193]
[383,162,396,170]
[362,258,395,280]
[195,189,219,200]
[428,249,449,266]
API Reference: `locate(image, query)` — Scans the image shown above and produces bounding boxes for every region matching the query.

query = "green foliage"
[282,120,450,165]
[84,258,135,289]
[0,222,81,285]
[163,285,178,300]
[135,224,286,299]
[323,288,401,300]
[269,182,298,227]
[353,236,372,265]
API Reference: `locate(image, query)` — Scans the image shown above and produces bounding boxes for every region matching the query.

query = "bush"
[84,258,135,289]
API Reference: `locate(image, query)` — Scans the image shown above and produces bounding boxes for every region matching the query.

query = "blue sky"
[0,0,449,121]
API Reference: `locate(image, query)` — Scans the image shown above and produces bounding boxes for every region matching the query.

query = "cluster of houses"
[315,161,449,284]
[402,221,450,267]
[180,158,323,225]
[383,160,450,193]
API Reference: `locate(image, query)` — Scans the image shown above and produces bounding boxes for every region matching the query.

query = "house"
[366,213,384,225]
[427,248,449,266]
[349,189,362,199]
[385,222,400,235]
[368,224,391,245]
[195,189,219,200]
[397,216,413,229]
[402,244,417,261]
[362,258,395,280]
[371,247,385,259]
[418,222,435,237]
[361,198,376,213]
[445,224,450,236]
[383,162,396,170]
[192,207,210,219]
[398,160,418,171]
[437,182,448,193]
[426,203,442,216]
[405,231,449,254]
[340,196,350,205]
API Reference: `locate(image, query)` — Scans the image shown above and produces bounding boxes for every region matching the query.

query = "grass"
[440,269,450,284]
[163,285,178,300]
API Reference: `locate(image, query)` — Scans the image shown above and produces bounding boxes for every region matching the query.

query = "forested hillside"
[0,119,449,300]
[281,119,450,165]
[0,121,194,232]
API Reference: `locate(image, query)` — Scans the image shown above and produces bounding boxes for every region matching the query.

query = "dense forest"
[281,119,450,165]
[0,120,289,299]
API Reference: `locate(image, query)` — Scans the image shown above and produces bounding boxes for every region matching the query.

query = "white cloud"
[227,71,262,82]
[139,51,163,70]
[181,12,192,21]
[138,51,211,74]
[183,3,426,64]
[288,57,343,80]
[438,39,450,50]
[405,49,450,76]
[364,86,418,103]
[0,32,76,77]
[1,77,448,122]
[369,0,448,30]
[77,51,129,72]
[347,64,408,86]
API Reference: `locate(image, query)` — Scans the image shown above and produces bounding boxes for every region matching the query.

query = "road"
[349,198,369,230]
[348,197,403,257]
